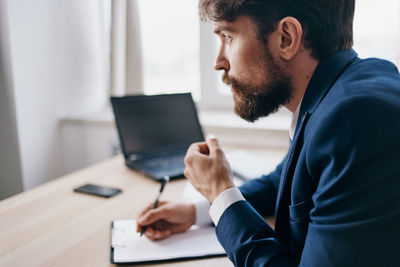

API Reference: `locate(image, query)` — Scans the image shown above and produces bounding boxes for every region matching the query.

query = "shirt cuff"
[192,198,213,227]
[209,187,245,226]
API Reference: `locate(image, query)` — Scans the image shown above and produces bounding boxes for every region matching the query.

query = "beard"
[222,50,294,122]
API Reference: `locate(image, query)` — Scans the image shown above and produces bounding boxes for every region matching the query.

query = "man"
[137,0,400,266]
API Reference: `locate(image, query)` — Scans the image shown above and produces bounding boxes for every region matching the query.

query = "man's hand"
[184,135,235,203]
[136,201,196,240]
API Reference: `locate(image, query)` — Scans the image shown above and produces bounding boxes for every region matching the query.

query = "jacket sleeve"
[216,96,400,267]
[239,155,287,217]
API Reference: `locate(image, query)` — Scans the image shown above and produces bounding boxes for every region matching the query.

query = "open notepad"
[111,219,225,264]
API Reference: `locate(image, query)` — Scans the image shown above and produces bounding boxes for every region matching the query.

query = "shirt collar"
[289,100,302,140]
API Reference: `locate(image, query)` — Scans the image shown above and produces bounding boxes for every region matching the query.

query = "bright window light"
[138,0,201,100]
[353,0,400,68]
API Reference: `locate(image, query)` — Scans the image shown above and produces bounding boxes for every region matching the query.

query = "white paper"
[112,219,225,263]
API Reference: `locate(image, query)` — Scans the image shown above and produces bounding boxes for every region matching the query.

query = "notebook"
[110,219,225,264]
[111,93,204,181]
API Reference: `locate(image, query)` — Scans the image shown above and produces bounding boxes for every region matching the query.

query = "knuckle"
[184,155,191,165]
[184,168,190,178]
[214,147,223,156]
[187,143,196,152]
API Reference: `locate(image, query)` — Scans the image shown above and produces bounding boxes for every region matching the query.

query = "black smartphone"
[74,184,122,198]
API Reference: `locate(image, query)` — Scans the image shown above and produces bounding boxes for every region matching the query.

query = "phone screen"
[74,184,122,198]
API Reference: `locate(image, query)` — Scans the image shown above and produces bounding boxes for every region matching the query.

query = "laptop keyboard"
[127,150,186,179]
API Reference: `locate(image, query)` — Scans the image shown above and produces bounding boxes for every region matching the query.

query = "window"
[198,22,236,110]
[138,0,201,100]
[353,0,400,67]
[138,1,400,110]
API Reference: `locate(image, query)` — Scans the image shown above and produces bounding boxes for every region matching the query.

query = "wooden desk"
[0,149,284,267]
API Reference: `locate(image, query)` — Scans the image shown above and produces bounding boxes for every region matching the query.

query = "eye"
[223,33,232,42]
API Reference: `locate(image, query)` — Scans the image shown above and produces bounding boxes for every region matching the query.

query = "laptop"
[111,93,204,181]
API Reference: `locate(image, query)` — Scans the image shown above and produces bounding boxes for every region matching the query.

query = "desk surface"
[0,149,284,267]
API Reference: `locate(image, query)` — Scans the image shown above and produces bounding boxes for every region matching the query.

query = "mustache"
[222,72,243,94]
[222,72,232,86]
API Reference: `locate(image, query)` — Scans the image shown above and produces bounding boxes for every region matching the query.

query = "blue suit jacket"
[216,50,400,266]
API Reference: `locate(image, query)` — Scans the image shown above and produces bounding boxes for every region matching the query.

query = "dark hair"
[199,0,355,59]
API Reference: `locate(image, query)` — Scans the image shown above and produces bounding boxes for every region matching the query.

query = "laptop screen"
[111,93,204,157]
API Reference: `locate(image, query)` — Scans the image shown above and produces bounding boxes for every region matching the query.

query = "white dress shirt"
[194,103,302,226]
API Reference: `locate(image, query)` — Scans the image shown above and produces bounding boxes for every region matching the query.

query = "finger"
[206,135,223,157]
[185,145,207,167]
[152,229,172,240]
[187,141,212,155]
[136,204,153,231]
[136,200,166,228]
[135,223,147,233]
[184,167,191,179]
[143,226,171,240]
[198,142,210,155]
[144,227,155,240]
[187,142,201,154]
[137,205,169,226]
[136,202,154,218]
[206,134,219,149]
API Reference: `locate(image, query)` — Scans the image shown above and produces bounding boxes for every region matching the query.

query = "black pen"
[140,176,170,237]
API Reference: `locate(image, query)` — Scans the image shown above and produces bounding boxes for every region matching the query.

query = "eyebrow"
[214,25,235,34]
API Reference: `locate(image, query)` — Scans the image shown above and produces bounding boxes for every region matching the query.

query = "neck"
[285,50,319,112]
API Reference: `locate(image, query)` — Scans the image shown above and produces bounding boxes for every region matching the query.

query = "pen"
[140,176,170,237]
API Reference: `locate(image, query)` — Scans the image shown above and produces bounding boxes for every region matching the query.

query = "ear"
[276,17,303,60]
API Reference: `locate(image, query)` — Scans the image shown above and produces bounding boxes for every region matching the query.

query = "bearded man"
[137,1,400,266]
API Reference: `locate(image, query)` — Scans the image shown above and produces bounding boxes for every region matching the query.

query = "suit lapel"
[273,49,359,245]
[275,112,310,244]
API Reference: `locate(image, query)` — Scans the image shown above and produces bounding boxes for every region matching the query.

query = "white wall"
[60,117,120,174]
[5,0,109,190]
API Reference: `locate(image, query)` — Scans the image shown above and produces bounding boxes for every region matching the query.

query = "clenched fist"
[184,135,235,203]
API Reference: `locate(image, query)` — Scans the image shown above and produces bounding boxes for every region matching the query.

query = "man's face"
[214,16,293,122]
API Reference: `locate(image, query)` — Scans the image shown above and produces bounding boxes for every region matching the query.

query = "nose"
[214,46,230,71]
